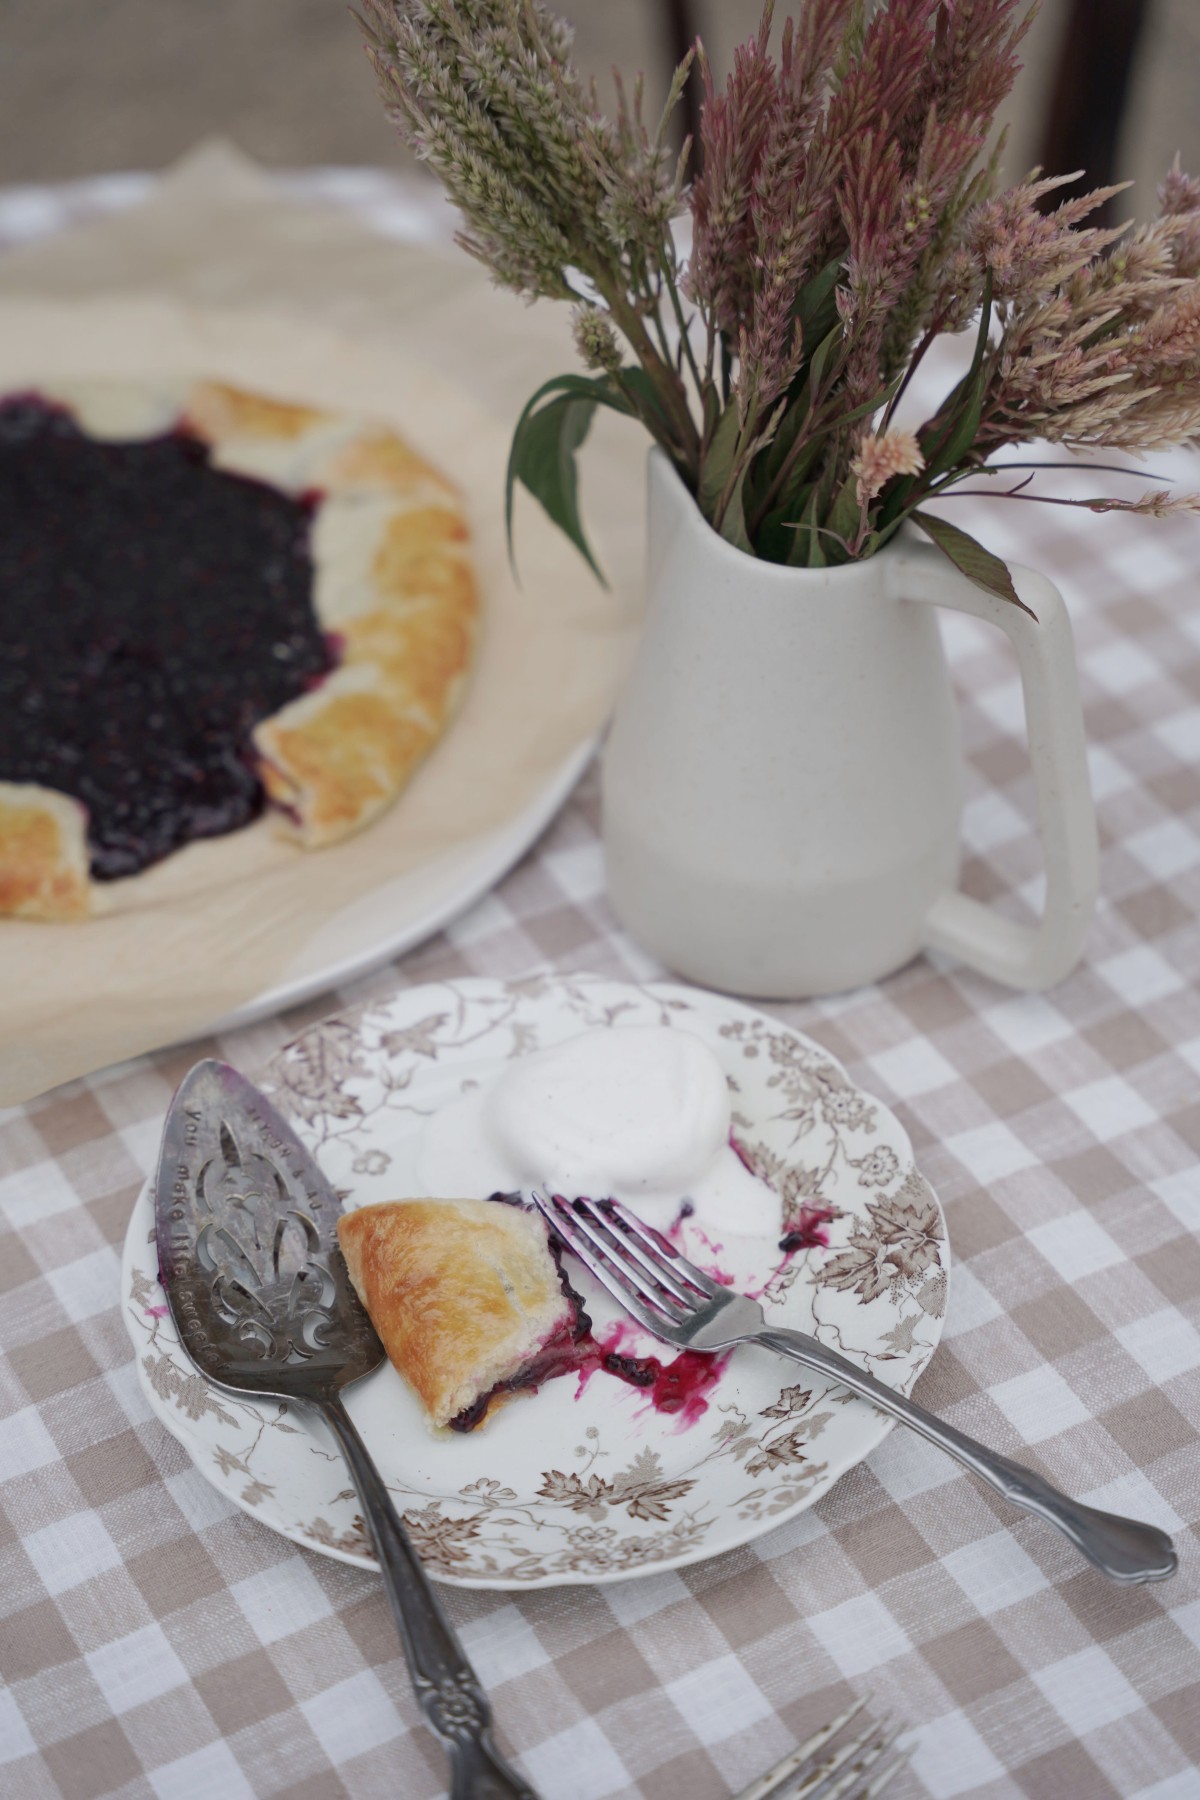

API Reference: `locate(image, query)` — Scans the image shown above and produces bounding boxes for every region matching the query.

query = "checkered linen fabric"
[2,175,1200,1800]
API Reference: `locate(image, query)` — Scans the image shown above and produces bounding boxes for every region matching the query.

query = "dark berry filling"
[447,1313,726,1434]
[448,1195,728,1432]
[0,393,333,879]
[447,1315,591,1433]
[779,1206,837,1253]
[598,1342,724,1415]
[600,1349,657,1387]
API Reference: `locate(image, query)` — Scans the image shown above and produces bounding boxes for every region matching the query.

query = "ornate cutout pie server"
[154,1059,538,1800]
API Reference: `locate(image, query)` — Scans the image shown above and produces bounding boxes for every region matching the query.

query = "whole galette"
[0,378,480,920]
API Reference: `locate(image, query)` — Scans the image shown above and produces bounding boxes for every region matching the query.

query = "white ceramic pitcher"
[601,451,1099,997]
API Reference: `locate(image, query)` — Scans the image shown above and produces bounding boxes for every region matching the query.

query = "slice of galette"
[336,1197,588,1432]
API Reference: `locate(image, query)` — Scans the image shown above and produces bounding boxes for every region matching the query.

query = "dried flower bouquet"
[360,0,1200,607]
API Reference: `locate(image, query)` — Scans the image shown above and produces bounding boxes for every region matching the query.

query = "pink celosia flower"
[851,428,926,503]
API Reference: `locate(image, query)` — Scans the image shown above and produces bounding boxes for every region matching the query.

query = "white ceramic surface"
[122,975,950,1589]
[602,453,1099,997]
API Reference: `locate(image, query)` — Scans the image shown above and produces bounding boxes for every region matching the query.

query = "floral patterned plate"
[122,975,950,1589]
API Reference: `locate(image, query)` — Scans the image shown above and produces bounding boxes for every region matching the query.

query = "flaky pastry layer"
[336,1198,573,1432]
[0,784,90,921]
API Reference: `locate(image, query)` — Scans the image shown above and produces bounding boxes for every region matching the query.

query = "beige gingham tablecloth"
[2,166,1200,1800]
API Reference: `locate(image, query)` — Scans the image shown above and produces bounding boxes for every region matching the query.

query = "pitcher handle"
[886,537,1099,991]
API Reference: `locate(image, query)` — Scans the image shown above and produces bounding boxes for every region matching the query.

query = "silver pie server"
[154,1059,538,1800]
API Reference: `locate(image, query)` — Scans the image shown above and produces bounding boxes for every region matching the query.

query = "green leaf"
[839,375,904,434]
[824,472,862,561]
[864,515,904,558]
[616,366,672,435]
[771,438,822,515]
[788,486,827,568]
[718,470,753,553]
[757,373,896,538]
[923,365,985,487]
[756,494,807,564]
[919,271,994,481]
[967,269,995,384]
[755,393,805,493]
[876,472,920,530]
[699,401,744,521]
[809,379,903,469]
[757,322,842,492]
[702,381,723,443]
[911,510,1034,616]
[506,374,625,582]
[804,323,842,405]
[794,260,843,348]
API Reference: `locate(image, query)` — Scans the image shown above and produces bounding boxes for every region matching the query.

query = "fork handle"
[319,1396,539,1799]
[755,1329,1177,1585]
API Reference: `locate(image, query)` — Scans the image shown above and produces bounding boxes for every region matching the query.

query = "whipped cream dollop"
[417,1025,778,1236]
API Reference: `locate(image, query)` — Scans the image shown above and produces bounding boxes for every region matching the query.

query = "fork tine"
[813,1746,906,1800]
[792,1720,894,1800]
[574,1198,701,1306]
[528,1192,684,1329]
[561,1199,696,1312]
[733,1704,908,1800]
[602,1197,727,1299]
[733,1699,867,1800]
[802,1724,904,1800]
[861,1749,911,1800]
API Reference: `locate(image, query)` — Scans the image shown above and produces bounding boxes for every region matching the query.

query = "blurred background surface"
[0,0,1197,217]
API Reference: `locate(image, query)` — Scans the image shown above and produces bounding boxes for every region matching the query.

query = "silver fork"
[531,1192,1178,1586]
[734,1698,908,1800]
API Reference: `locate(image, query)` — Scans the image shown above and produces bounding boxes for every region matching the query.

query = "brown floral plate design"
[121,975,950,1589]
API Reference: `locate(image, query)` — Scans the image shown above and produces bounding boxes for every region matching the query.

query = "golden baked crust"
[1,378,481,917]
[321,428,460,505]
[253,512,479,849]
[183,380,330,445]
[180,380,481,854]
[0,783,90,921]
[336,1198,573,1431]
[254,669,439,849]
